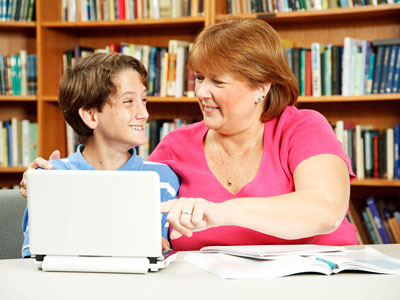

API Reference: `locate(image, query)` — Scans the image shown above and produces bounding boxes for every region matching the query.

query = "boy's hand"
[20,150,60,198]
[162,237,171,251]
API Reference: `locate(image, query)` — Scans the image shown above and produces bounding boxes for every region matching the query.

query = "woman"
[21,17,357,250]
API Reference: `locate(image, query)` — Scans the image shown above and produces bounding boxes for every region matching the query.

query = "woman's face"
[194,71,265,135]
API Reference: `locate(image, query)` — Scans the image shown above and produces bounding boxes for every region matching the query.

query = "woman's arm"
[20,150,60,197]
[161,153,350,240]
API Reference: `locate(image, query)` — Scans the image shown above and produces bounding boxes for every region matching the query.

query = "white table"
[0,245,399,300]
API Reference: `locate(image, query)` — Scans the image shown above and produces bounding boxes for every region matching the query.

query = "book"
[366,197,390,244]
[184,245,400,279]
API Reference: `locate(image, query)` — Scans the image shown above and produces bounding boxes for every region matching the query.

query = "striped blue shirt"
[22,145,179,258]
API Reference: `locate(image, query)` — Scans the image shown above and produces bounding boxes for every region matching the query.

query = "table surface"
[1,244,400,300]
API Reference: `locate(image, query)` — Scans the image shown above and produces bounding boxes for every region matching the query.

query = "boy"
[22,53,179,258]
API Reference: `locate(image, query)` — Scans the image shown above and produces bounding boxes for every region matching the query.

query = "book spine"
[366,197,390,244]
[395,124,399,179]
[361,209,379,244]
[311,43,321,97]
[372,45,385,94]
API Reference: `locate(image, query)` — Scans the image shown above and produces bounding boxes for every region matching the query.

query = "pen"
[315,257,338,270]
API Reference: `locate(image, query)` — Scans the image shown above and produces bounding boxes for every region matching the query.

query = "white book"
[151,0,160,19]
[387,128,394,180]
[335,120,344,149]
[160,51,169,97]
[167,40,190,97]
[11,117,19,167]
[342,37,364,96]
[68,0,77,22]
[355,125,364,179]
[21,119,30,166]
[311,43,322,97]
[80,0,88,21]
[174,46,186,98]
[19,50,27,96]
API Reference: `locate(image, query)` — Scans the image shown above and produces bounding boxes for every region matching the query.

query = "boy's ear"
[78,107,98,130]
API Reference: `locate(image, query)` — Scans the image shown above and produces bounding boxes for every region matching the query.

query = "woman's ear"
[78,107,98,130]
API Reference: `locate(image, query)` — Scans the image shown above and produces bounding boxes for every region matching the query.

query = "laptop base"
[33,251,177,274]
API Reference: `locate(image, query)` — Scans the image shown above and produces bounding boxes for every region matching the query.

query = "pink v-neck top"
[149,106,357,250]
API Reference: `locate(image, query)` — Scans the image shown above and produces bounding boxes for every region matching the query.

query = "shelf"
[0,21,36,28]
[0,95,37,102]
[351,179,400,187]
[0,167,26,173]
[298,94,400,103]
[41,16,205,28]
[217,3,400,24]
[42,95,199,103]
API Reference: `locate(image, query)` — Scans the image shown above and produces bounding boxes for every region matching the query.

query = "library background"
[0,0,400,244]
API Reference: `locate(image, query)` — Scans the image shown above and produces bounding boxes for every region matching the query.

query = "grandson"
[22,52,179,258]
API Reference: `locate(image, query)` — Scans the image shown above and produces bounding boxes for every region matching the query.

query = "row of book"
[0,51,37,96]
[62,0,204,22]
[333,121,400,180]
[63,40,195,98]
[0,118,38,167]
[348,196,400,244]
[285,37,400,97]
[0,0,35,21]
[65,118,194,159]
[227,0,399,14]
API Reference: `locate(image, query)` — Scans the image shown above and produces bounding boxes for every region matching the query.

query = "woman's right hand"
[20,150,61,198]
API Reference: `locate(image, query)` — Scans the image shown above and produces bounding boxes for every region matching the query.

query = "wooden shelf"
[298,94,400,103]
[0,21,36,28]
[42,95,199,103]
[351,179,400,187]
[0,167,26,173]
[0,95,37,102]
[217,3,400,23]
[41,16,205,28]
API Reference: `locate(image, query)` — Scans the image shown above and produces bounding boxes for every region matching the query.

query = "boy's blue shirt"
[22,145,180,258]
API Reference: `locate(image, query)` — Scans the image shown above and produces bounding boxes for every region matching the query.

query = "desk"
[0,245,399,300]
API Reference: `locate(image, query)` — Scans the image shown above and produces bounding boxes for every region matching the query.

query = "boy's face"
[94,69,149,150]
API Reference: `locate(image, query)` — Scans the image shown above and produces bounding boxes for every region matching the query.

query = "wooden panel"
[273,17,400,47]
[0,30,36,54]
[0,172,23,189]
[38,101,66,158]
[297,101,400,129]
[38,0,61,22]
[147,102,202,120]
[0,102,37,121]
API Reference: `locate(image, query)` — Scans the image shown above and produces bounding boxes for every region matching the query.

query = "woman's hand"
[20,150,61,197]
[161,198,223,239]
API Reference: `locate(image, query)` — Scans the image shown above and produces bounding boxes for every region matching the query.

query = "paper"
[185,246,400,279]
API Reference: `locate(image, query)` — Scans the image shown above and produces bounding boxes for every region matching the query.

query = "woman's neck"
[207,121,265,157]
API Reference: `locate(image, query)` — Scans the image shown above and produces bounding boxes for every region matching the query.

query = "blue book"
[148,46,158,96]
[379,45,392,94]
[365,53,375,94]
[386,45,399,93]
[361,209,379,244]
[366,197,390,244]
[372,45,385,94]
[392,47,400,93]
[395,124,399,179]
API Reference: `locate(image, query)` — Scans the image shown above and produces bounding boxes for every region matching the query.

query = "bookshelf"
[1,2,400,200]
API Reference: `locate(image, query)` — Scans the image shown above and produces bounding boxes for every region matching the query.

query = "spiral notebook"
[185,245,400,279]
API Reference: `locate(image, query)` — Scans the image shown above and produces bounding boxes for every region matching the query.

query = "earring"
[258,97,263,103]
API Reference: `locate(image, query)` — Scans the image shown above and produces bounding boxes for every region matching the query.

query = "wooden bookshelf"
[1,1,400,197]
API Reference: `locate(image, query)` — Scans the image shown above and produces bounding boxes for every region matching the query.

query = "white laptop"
[26,170,177,273]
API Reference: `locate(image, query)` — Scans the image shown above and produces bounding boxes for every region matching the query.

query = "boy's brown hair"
[189,17,298,122]
[58,52,148,144]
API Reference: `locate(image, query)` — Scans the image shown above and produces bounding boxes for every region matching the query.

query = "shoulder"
[50,148,86,170]
[142,160,180,198]
[279,106,329,127]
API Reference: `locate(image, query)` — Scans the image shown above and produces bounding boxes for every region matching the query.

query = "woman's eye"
[195,76,204,81]
[213,79,224,85]
[142,98,147,104]
[124,99,133,104]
